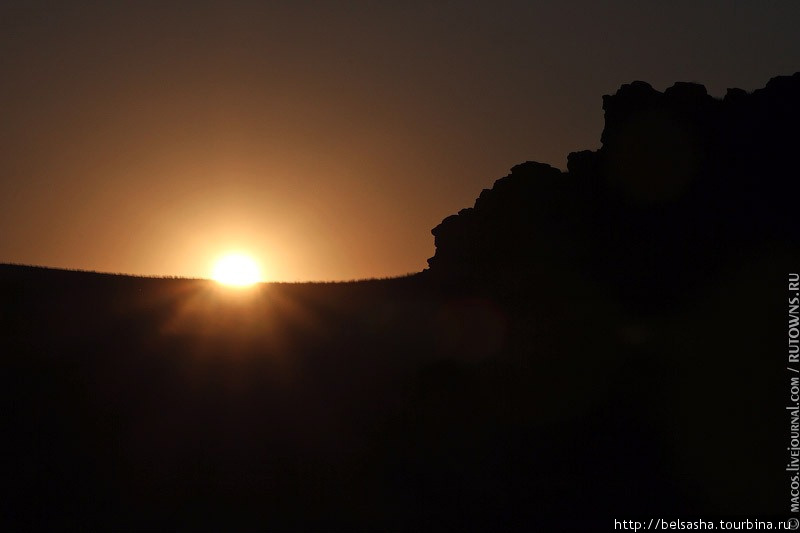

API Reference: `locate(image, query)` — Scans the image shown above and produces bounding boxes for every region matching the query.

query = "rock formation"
[427,73,800,304]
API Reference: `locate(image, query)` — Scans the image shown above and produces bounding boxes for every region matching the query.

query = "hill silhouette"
[3,73,799,531]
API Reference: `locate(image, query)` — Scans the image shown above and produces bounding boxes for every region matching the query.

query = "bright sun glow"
[212,253,261,287]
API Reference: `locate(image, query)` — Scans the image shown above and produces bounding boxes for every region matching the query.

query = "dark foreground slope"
[3,73,800,531]
[2,267,448,531]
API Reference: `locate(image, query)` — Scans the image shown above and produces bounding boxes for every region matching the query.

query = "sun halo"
[211,253,262,287]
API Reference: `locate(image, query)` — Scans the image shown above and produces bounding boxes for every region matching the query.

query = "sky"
[2,1,799,282]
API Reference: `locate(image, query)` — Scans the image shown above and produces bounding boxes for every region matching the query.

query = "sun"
[212,253,262,287]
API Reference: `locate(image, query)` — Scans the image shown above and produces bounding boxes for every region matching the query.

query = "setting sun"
[212,253,261,287]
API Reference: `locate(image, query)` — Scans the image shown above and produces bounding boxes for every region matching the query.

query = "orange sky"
[2,1,799,281]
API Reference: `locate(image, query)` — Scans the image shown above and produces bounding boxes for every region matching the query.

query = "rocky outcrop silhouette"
[427,72,800,303]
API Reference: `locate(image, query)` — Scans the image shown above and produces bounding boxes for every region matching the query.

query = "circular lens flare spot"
[212,253,261,287]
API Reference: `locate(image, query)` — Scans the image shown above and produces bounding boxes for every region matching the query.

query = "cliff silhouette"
[427,72,800,305]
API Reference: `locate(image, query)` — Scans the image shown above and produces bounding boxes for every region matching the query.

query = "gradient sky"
[2,1,799,281]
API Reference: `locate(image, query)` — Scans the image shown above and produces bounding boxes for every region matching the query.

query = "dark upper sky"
[2,1,799,281]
